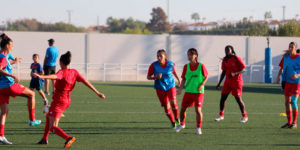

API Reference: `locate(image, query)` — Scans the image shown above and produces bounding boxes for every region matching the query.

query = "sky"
[1,0,300,27]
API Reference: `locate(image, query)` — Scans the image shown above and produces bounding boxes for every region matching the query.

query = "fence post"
[120,64,123,81]
[103,63,106,82]
[249,65,253,83]
[136,64,139,81]
[84,33,89,80]
[17,62,20,79]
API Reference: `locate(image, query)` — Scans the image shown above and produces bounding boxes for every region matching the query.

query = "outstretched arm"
[82,79,105,99]
[32,73,57,80]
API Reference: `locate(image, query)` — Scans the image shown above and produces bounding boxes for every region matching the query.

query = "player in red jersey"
[174,48,208,135]
[35,51,105,148]
[147,49,181,129]
[276,42,299,129]
[215,45,248,123]
[0,34,41,145]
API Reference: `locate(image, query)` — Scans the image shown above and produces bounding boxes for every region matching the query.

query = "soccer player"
[174,48,208,135]
[147,49,181,129]
[276,42,299,129]
[30,54,48,107]
[215,45,248,123]
[35,51,105,148]
[43,38,59,95]
[0,34,41,145]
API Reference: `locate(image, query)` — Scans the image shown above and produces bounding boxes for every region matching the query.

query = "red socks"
[0,125,4,136]
[42,117,50,140]
[197,121,202,128]
[29,108,35,122]
[219,110,224,117]
[171,103,179,120]
[51,126,70,140]
[180,120,186,126]
[293,110,298,124]
[164,108,175,123]
[287,110,292,124]
[242,112,248,118]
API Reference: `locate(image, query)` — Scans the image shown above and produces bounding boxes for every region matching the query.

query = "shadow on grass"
[95,83,153,88]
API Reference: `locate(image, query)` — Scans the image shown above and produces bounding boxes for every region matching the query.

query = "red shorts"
[48,97,71,119]
[0,83,26,104]
[181,93,204,108]
[221,81,243,97]
[155,87,177,107]
[284,82,300,96]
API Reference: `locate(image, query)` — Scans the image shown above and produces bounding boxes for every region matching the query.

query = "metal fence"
[14,62,281,83]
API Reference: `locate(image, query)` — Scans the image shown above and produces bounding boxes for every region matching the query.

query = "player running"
[147,49,181,129]
[174,48,208,135]
[35,51,105,148]
[276,42,299,129]
[0,34,41,145]
[214,45,248,123]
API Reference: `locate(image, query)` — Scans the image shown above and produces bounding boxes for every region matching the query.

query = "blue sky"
[1,0,299,27]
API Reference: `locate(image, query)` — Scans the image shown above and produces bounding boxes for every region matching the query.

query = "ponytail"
[60,51,72,65]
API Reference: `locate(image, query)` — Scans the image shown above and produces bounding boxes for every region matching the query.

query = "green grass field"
[1,81,300,150]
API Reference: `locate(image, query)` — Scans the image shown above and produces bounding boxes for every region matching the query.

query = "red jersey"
[0,54,7,69]
[147,61,176,76]
[52,69,85,103]
[222,56,245,83]
[279,54,300,68]
[181,63,208,79]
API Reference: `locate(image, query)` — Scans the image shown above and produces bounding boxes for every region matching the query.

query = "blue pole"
[265,47,272,83]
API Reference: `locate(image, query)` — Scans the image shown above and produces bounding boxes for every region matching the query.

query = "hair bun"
[66,51,71,57]
[0,33,8,40]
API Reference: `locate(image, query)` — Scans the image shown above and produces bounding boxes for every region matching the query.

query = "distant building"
[87,25,108,33]
[186,22,218,31]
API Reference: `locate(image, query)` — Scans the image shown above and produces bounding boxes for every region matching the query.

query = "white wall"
[4,31,300,82]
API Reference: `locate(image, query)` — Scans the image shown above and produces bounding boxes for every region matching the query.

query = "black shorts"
[44,66,56,75]
[30,78,44,90]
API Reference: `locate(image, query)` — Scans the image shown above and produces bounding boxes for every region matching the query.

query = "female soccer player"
[147,49,181,129]
[35,51,105,148]
[0,34,41,145]
[215,45,248,123]
[276,42,299,129]
[174,48,208,135]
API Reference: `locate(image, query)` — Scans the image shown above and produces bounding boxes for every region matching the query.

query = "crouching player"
[35,51,106,148]
[175,48,208,135]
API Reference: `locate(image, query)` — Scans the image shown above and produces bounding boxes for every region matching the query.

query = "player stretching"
[147,49,181,129]
[36,51,105,148]
[215,45,248,123]
[174,48,208,135]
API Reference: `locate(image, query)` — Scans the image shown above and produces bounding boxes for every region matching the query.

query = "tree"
[264,11,272,21]
[191,13,200,22]
[146,7,170,33]
[106,17,148,33]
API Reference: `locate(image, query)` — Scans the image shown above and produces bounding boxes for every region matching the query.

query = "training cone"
[280,113,287,117]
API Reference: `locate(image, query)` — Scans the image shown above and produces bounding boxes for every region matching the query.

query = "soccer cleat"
[64,137,76,149]
[240,117,248,123]
[288,123,297,129]
[61,113,65,117]
[281,123,292,128]
[174,125,186,133]
[0,136,12,145]
[37,139,48,145]
[171,123,176,129]
[29,120,41,126]
[43,106,49,116]
[45,92,50,96]
[214,115,224,122]
[175,119,180,127]
[196,128,202,135]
